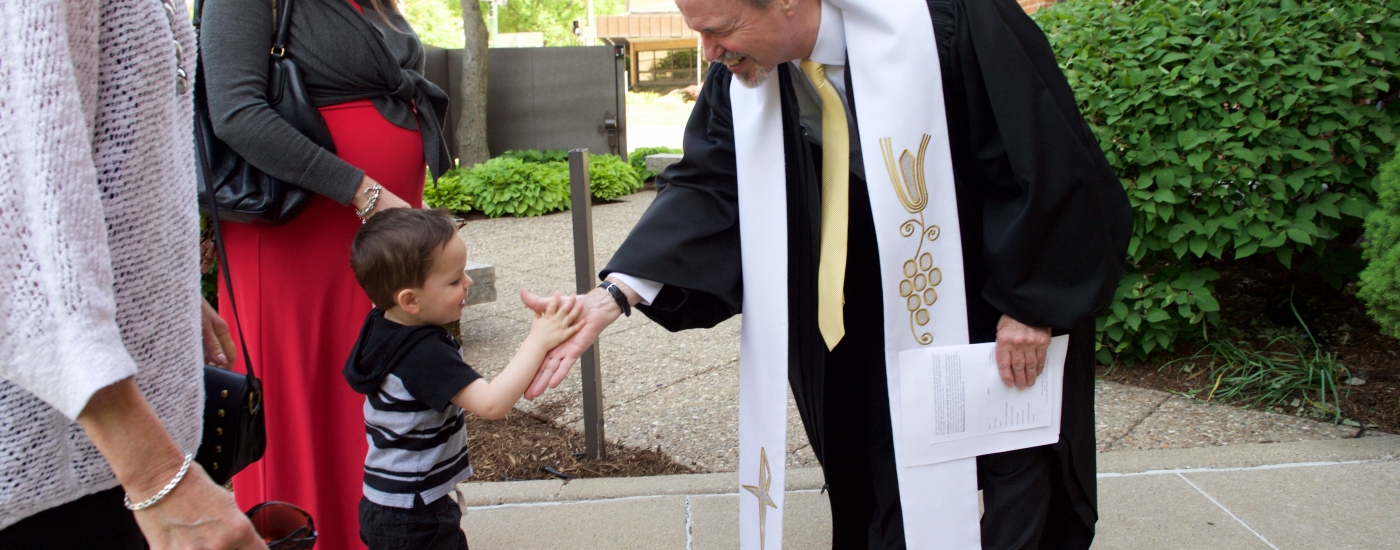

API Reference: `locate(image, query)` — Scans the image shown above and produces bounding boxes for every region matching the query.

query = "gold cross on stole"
[742,447,779,549]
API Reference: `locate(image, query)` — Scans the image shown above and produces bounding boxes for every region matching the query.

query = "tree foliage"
[402,0,466,48]
[1033,0,1400,362]
[1358,145,1400,339]
[490,0,624,47]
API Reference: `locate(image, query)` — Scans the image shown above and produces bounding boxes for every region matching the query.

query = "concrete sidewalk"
[456,436,1400,549]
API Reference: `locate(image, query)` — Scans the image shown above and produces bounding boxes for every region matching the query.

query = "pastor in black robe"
[601,0,1132,547]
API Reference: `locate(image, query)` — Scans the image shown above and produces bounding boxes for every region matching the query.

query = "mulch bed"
[1097,255,1400,434]
[466,410,695,482]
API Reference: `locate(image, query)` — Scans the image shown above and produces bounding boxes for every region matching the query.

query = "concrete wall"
[423,45,629,163]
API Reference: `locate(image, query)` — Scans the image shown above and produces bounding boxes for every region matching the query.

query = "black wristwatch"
[599,280,632,317]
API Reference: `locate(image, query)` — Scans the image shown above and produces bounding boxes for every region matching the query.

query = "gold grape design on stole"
[883,135,942,345]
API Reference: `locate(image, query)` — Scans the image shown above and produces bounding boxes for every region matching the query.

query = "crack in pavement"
[1105,393,1174,451]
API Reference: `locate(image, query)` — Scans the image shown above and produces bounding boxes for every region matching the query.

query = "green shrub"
[1034,0,1400,363]
[460,157,571,218]
[629,146,683,182]
[500,149,570,164]
[428,150,649,217]
[589,154,644,200]
[1358,145,1400,339]
[423,167,474,214]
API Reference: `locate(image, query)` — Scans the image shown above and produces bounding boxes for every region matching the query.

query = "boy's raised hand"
[525,290,584,350]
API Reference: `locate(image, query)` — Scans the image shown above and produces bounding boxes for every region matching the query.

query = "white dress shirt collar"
[807,0,846,67]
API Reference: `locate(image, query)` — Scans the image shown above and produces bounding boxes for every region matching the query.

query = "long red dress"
[220,99,424,550]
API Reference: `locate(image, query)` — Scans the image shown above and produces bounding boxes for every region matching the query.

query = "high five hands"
[995,314,1052,390]
[518,282,631,399]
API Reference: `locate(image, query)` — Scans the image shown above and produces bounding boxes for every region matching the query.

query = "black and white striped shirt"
[344,311,483,508]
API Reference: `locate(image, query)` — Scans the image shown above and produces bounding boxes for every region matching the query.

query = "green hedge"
[589,154,644,200]
[629,146,683,182]
[459,157,571,217]
[423,168,474,214]
[1034,0,1400,362]
[1358,145,1400,339]
[423,150,645,217]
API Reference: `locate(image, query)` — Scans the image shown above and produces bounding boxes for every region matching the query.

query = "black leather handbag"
[193,0,335,226]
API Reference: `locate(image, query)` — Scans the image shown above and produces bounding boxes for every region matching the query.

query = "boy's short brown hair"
[351,208,459,310]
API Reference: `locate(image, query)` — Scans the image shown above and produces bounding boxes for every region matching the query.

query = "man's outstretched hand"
[995,314,1051,390]
[519,287,623,399]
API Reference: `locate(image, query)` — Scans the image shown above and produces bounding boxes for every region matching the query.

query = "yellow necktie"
[800,60,849,351]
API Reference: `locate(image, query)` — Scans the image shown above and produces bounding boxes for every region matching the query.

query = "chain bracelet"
[356,183,383,223]
[124,452,195,511]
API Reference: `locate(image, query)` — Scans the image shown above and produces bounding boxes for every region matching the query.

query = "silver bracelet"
[124,452,195,511]
[356,183,383,222]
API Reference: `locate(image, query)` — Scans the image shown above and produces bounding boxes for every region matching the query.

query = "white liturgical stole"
[729,0,982,548]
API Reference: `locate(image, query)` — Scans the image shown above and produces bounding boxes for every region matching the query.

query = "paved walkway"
[456,437,1400,549]
[452,190,1397,548]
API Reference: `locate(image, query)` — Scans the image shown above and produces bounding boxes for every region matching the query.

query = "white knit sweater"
[0,0,204,528]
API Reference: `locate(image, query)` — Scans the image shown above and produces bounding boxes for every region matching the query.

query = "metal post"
[569,149,606,460]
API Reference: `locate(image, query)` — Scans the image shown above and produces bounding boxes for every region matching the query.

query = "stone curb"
[1096,433,1399,475]
[459,435,1399,508]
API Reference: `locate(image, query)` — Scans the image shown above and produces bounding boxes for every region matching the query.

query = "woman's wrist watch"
[598,280,631,317]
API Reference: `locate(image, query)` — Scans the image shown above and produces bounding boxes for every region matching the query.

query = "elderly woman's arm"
[79,380,265,549]
[0,0,263,545]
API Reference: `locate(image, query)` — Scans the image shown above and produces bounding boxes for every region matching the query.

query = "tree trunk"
[457,0,490,167]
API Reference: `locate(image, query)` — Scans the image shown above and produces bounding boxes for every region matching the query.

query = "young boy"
[343,208,580,550]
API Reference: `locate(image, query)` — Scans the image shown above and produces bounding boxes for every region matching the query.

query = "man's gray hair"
[745,0,773,8]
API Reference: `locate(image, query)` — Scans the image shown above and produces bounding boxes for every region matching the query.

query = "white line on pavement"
[1175,472,1279,550]
[1097,459,1376,478]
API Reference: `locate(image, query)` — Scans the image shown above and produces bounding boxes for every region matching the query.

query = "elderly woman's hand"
[202,298,236,369]
[131,463,266,550]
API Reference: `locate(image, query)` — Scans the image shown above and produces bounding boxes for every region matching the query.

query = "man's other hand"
[995,314,1051,390]
[519,286,623,399]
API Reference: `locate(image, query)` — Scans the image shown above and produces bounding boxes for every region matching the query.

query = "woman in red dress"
[200,0,453,546]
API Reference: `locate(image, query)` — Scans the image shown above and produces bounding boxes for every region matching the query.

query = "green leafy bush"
[1034,0,1400,362]
[504,150,644,200]
[629,146,683,182]
[460,157,571,218]
[500,149,570,164]
[423,167,474,214]
[589,154,644,200]
[426,150,647,217]
[1358,145,1400,338]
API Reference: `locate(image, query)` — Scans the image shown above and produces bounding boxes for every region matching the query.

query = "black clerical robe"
[602,0,1131,542]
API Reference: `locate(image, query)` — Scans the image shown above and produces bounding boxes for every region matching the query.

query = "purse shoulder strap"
[194,138,258,381]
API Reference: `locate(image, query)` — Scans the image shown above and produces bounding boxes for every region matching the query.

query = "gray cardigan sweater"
[199,0,450,205]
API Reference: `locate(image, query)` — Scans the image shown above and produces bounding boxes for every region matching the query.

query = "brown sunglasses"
[245,501,317,550]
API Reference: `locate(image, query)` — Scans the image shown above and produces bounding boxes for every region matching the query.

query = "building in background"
[596,0,702,92]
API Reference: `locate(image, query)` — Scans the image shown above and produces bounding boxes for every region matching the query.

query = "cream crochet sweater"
[0,0,204,528]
